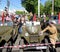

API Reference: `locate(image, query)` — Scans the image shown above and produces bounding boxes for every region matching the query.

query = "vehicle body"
[19,21,51,52]
[20,21,45,44]
[0,20,18,47]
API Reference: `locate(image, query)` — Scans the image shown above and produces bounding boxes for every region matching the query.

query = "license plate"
[36,46,47,49]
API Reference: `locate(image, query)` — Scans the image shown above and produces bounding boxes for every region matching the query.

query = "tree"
[21,0,60,15]
[44,0,52,15]
[21,0,38,14]
[44,0,60,15]
[15,11,24,15]
[40,3,44,15]
[54,0,60,14]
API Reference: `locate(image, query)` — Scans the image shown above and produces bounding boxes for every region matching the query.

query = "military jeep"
[20,21,45,44]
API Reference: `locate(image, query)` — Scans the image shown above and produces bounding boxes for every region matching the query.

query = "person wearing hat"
[40,21,57,52]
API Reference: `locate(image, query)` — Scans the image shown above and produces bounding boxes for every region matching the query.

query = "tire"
[6,41,12,52]
[44,38,50,52]
[41,36,50,52]
[19,39,24,52]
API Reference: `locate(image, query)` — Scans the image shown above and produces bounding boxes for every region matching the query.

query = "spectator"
[18,15,25,34]
[25,15,29,21]
[33,13,37,21]
[29,12,33,21]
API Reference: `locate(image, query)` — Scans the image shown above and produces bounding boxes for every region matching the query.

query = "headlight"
[25,33,29,36]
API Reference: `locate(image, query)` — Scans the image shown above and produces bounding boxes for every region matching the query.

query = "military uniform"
[42,24,58,48]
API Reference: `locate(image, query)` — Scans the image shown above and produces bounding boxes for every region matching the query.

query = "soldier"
[40,21,57,52]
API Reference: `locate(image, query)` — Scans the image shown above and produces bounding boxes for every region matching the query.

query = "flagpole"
[7,0,10,11]
[52,0,54,16]
[38,0,40,18]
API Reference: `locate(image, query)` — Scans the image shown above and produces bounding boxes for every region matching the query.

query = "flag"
[2,12,4,24]
[58,12,60,24]
[33,14,36,21]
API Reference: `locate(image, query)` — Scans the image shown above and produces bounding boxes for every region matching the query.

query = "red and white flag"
[33,14,36,21]
[58,12,60,24]
[2,12,4,24]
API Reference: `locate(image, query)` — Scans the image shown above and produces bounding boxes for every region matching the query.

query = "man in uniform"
[40,21,58,52]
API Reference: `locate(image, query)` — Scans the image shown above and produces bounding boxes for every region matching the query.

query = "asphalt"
[12,48,60,52]
[1,34,60,52]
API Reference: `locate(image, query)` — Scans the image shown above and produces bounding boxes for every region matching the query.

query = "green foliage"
[21,0,38,14]
[44,0,52,14]
[15,11,24,15]
[21,0,60,15]
[40,3,44,15]
[44,0,60,15]
[54,0,60,13]
[55,0,60,8]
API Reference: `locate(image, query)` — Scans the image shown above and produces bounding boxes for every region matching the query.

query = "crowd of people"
[0,9,58,52]
[16,12,58,52]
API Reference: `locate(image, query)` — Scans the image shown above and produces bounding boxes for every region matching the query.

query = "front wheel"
[41,36,50,52]
[45,38,50,52]
[6,41,12,52]
[19,39,24,52]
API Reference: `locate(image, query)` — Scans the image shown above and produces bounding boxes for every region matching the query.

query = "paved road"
[56,47,60,52]
[2,35,60,52]
[12,46,60,52]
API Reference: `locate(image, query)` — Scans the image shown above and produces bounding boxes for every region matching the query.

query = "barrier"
[0,42,60,49]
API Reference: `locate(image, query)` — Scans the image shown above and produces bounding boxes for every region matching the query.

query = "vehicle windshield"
[52,16,58,20]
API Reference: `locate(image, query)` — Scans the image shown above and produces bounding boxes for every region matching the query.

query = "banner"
[33,14,36,21]
[2,12,4,24]
[58,12,60,24]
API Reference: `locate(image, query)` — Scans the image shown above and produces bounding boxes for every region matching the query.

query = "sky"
[0,0,47,11]
[41,0,47,5]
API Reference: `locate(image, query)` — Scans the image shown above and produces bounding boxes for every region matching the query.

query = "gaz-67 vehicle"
[19,21,48,50]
